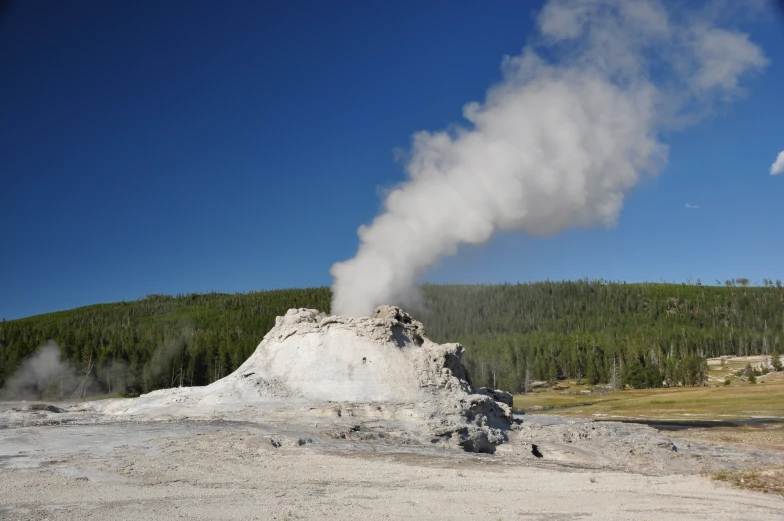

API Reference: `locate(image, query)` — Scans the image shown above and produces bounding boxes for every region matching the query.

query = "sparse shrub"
[723,378,731,386]
[712,465,784,495]
[748,373,757,384]
[772,350,783,372]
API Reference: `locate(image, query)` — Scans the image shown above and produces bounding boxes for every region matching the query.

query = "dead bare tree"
[610,356,620,390]
[71,354,94,402]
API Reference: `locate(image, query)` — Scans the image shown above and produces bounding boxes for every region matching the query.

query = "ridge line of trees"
[1,280,782,397]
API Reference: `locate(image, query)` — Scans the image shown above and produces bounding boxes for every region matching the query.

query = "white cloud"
[685,203,701,209]
[330,0,768,317]
[688,26,769,94]
[771,151,784,175]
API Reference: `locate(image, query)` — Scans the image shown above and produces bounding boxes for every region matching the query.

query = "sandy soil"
[2,414,783,521]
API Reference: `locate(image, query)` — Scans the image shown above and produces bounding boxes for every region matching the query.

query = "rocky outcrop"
[94,305,512,453]
[220,306,512,452]
[475,387,514,408]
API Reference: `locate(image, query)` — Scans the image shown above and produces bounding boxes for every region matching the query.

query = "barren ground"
[2,405,783,521]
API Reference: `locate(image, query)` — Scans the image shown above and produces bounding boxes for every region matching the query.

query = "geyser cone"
[96,306,513,453]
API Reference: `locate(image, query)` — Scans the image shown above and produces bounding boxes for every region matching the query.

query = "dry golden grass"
[678,425,784,449]
[513,375,784,421]
[711,466,784,496]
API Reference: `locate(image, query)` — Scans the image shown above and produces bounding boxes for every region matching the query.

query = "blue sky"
[1,1,783,320]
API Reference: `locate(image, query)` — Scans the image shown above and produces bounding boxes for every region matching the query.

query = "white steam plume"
[331,0,767,317]
[0,342,98,400]
[771,151,784,175]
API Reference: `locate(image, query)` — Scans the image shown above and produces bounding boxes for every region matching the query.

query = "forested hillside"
[423,281,784,392]
[1,281,782,397]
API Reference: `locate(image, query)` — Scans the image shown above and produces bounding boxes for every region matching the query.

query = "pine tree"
[772,349,783,372]
[585,350,598,385]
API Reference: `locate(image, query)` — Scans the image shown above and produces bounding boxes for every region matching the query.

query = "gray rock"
[475,387,514,408]
[21,404,63,413]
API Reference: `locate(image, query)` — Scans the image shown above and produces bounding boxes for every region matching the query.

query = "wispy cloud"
[685,203,701,209]
[770,151,784,175]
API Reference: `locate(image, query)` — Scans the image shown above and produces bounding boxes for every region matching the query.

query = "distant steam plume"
[0,342,97,400]
[331,0,767,317]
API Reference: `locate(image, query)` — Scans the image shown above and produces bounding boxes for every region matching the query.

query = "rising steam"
[0,342,98,400]
[331,0,767,317]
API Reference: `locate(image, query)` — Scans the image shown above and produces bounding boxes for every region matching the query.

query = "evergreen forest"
[1,280,783,397]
